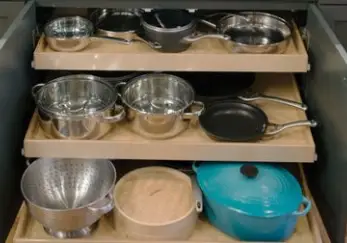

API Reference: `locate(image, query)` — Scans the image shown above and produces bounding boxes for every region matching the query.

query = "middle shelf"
[24,73,316,162]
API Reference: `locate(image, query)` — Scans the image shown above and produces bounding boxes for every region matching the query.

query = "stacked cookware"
[21,8,316,243]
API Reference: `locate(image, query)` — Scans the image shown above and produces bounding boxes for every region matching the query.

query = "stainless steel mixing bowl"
[44,16,94,52]
[32,74,125,140]
[21,158,117,238]
[116,73,204,139]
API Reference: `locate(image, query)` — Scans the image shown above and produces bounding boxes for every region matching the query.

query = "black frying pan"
[175,72,307,110]
[199,101,317,142]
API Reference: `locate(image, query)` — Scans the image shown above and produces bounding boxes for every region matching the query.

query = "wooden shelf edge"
[32,24,308,72]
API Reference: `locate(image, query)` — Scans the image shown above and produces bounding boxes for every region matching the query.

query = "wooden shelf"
[11,164,327,243]
[23,73,316,162]
[32,25,308,72]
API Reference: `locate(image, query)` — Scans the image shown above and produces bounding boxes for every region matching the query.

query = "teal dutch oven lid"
[193,162,306,217]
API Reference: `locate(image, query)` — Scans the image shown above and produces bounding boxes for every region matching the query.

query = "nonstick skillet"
[175,72,307,110]
[199,100,317,142]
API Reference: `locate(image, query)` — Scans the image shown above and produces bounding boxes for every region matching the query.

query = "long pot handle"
[96,36,162,49]
[183,33,230,43]
[190,175,203,213]
[292,196,312,216]
[31,83,45,100]
[183,101,205,120]
[88,193,115,215]
[199,13,249,29]
[98,104,126,123]
[238,93,308,111]
[265,120,317,136]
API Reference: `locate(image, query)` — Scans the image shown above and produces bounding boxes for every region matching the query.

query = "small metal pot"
[201,12,292,53]
[32,74,125,139]
[116,73,204,139]
[44,16,94,52]
[21,158,116,238]
[141,10,230,53]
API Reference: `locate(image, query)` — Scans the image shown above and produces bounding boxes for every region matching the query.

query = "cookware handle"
[292,197,312,216]
[183,101,205,119]
[265,120,318,136]
[98,104,125,123]
[88,193,115,215]
[190,175,203,213]
[114,81,127,97]
[192,162,199,173]
[199,13,249,29]
[238,93,308,111]
[31,83,45,99]
[182,33,230,43]
[97,36,162,49]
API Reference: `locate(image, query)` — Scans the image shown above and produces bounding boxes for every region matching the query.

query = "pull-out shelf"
[23,73,316,162]
[9,164,329,243]
[32,24,308,72]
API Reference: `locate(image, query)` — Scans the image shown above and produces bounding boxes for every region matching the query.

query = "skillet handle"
[183,101,205,120]
[265,120,317,136]
[238,93,308,111]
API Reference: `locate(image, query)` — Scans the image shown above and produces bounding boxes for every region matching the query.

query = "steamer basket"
[113,166,202,240]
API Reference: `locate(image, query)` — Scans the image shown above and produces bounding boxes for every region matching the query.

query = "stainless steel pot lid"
[193,162,304,217]
[36,75,117,117]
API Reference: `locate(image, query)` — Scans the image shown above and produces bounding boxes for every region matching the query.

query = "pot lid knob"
[240,164,258,179]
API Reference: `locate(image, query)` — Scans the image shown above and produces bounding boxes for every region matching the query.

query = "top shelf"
[33,24,308,72]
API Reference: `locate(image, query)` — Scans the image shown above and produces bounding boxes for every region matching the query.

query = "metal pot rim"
[120,73,196,115]
[21,158,117,212]
[44,16,94,39]
[141,10,196,33]
[36,74,118,118]
[219,11,292,47]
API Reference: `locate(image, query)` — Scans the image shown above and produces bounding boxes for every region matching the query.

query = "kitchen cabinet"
[1,0,346,242]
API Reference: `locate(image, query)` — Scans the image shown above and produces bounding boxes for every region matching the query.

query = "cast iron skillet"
[175,72,307,110]
[199,100,317,142]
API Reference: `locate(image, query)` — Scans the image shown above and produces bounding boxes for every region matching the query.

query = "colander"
[21,158,116,238]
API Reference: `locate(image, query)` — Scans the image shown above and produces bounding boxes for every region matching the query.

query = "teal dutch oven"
[192,162,311,242]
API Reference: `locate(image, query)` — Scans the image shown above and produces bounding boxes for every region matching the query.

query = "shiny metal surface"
[44,223,97,238]
[33,74,125,139]
[44,16,94,52]
[117,73,204,139]
[208,12,292,53]
[21,158,116,236]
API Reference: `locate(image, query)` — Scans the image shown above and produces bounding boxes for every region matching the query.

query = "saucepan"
[141,9,230,53]
[44,15,160,52]
[201,12,293,53]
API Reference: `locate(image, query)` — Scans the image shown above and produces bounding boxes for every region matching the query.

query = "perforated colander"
[21,158,116,209]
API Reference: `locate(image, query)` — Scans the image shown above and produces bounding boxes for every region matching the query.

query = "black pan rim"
[199,100,269,142]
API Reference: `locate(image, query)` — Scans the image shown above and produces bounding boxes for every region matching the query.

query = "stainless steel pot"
[116,73,204,139]
[141,10,230,53]
[21,158,116,238]
[32,74,125,139]
[201,12,292,53]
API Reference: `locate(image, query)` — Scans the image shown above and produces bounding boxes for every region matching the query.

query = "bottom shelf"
[10,165,328,243]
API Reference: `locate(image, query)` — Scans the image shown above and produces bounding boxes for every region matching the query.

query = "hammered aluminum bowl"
[44,16,94,52]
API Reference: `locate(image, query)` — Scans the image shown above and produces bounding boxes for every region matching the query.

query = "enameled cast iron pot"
[193,162,311,241]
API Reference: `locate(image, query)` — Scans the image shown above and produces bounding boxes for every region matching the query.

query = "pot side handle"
[88,193,115,216]
[292,196,312,216]
[31,83,45,100]
[190,175,203,213]
[183,101,205,120]
[98,104,126,123]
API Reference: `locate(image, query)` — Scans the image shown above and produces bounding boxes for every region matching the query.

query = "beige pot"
[113,166,202,240]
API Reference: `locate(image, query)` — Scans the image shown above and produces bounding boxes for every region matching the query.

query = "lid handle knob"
[240,164,258,179]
